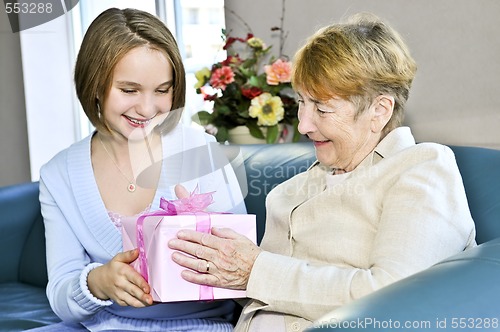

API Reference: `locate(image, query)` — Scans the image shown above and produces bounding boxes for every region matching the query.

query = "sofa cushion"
[0,282,60,330]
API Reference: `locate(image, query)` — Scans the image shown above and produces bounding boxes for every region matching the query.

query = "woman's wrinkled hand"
[168,227,262,290]
[87,249,153,307]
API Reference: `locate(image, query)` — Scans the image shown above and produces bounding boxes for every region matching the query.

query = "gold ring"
[206,261,210,273]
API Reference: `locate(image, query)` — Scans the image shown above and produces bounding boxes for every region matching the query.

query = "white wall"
[1,0,499,187]
[225,0,500,149]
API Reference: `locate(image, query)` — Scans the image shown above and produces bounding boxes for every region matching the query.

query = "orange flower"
[264,59,292,85]
[209,66,235,90]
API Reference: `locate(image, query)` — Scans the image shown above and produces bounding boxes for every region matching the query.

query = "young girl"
[38,7,245,331]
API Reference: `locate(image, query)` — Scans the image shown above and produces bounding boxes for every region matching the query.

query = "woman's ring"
[206,261,210,273]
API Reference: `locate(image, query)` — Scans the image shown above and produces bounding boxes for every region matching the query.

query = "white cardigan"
[40,124,245,328]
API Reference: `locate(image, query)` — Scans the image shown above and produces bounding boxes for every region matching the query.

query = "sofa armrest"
[307,238,500,331]
[0,182,48,287]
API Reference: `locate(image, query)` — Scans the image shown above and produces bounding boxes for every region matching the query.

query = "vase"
[227,126,267,144]
[227,124,293,144]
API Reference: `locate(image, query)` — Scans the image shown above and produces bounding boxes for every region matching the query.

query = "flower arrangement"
[192,30,299,144]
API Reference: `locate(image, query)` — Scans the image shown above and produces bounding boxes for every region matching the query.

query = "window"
[179,0,226,127]
[21,0,225,180]
[185,8,199,24]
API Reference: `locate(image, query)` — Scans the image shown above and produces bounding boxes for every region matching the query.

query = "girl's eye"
[157,88,171,94]
[120,89,136,94]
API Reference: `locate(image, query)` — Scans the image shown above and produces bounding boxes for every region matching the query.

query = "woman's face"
[102,46,174,141]
[297,90,383,171]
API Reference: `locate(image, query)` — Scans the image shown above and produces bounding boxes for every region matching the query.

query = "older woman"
[168,13,476,332]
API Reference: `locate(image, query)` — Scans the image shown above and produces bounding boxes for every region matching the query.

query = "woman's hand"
[168,227,262,290]
[87,249,153,307]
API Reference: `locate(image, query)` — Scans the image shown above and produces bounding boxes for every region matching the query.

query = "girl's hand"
[87,249,153,307]
[174,184,190,199]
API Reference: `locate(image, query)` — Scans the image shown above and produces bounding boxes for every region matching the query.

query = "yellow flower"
[194,67,211,89]
[247,37,266,50]
[248,92,284,126]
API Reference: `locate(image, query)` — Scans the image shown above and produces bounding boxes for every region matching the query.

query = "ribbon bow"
[159,187,215,215]
[135,186,216,300]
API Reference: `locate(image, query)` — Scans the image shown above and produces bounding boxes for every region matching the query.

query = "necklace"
[332,168,347,175]
[97,133,154,193]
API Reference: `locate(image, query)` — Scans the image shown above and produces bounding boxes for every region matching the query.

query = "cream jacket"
[235,127,476,332]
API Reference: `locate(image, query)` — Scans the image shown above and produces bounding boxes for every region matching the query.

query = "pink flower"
[200,86,217,101]
[264,59,292,85]
[210,66,235,90]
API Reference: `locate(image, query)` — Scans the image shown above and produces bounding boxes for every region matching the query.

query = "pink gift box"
[121,213,256,302]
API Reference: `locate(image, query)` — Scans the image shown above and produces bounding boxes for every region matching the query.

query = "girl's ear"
[371,95,394,133]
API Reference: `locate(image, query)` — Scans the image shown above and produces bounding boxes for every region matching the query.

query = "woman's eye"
[317,108,327,115]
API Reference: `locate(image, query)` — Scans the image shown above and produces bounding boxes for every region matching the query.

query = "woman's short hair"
[74,7,185,133]
[292,13,417,135]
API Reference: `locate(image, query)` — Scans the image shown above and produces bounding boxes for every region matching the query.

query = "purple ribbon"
[135,187,215,300]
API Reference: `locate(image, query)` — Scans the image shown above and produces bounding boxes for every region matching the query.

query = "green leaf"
[266,125,279,144]
[217,105,231,115]
[248,75,261,87]
[215,127,228,142]
[291,119,302,142]
[247,122,265,139]
[239,67,253,78]
[242,58,257,68]
[192,111,212,126]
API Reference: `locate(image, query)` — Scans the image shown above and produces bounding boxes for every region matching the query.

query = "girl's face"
[102,46,174,141]
[297,90,384,171]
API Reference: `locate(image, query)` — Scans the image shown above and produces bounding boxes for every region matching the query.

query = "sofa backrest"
[449,145,500,244]
[236,143,316,243]
[236,143,500,245]
[0,181,48,287]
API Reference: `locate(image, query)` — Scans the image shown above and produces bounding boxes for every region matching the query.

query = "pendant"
[127,183,136,192]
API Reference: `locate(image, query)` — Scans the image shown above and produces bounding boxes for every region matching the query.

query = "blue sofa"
[1,142,499,331]
[0,181,61,330]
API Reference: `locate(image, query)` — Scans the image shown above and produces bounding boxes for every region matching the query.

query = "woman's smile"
[312,139,331,147]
